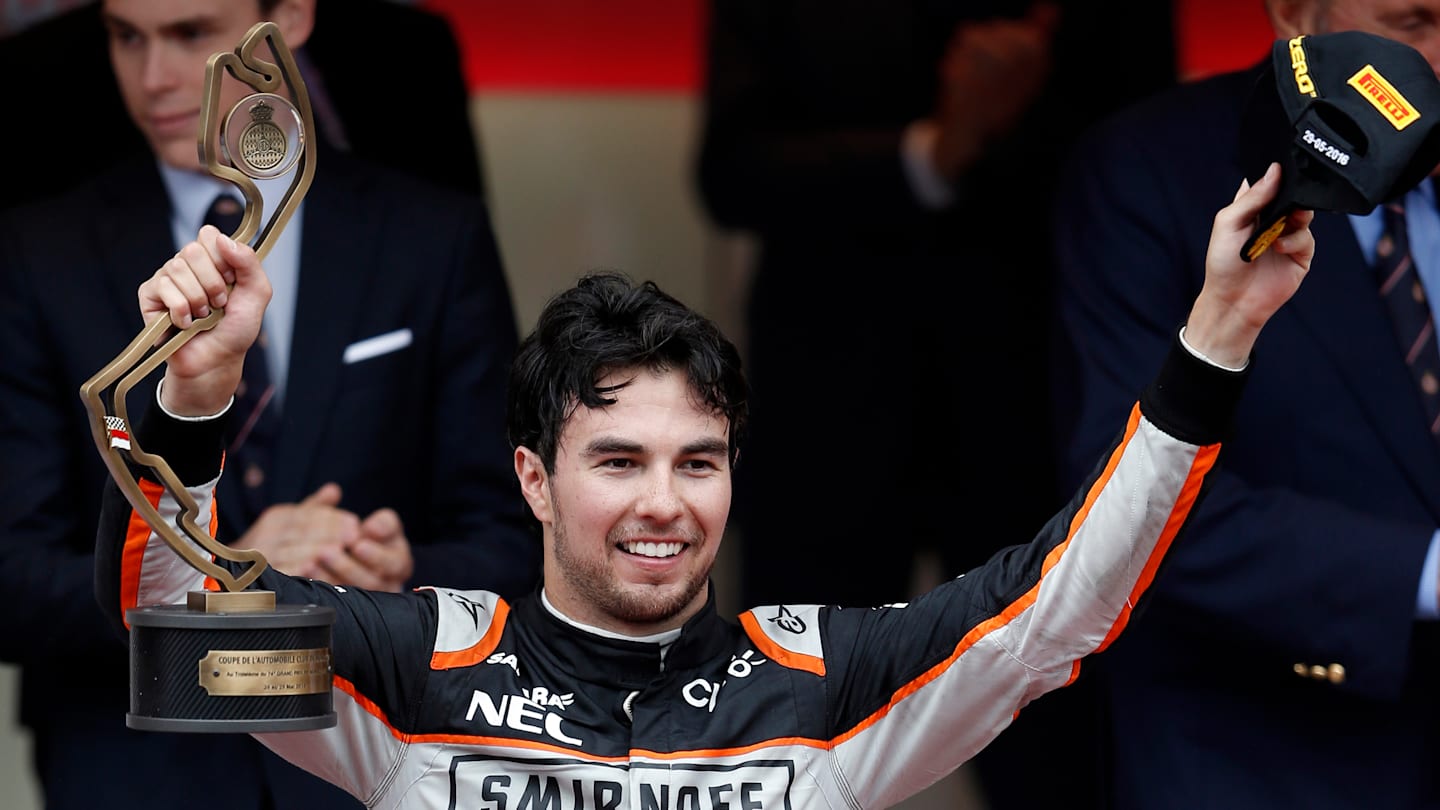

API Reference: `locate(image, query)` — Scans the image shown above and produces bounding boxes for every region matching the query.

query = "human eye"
[174,22,220,48]
[1384,11,1437,39]
[104,21,142,49]
[680,458,722,475]
[600,457,635,471]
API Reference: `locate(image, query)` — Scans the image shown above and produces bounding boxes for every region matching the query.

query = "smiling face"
[515,367,733,636]
[101,0,312,172]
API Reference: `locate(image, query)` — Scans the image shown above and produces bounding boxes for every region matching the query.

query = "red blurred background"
[1174,0,1275,80]
[422,0,1278,92]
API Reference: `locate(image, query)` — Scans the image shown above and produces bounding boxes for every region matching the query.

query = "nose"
[635,470,685,523]
[141,43,181,93]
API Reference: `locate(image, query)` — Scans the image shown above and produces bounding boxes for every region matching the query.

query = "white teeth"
[623,541,683,558]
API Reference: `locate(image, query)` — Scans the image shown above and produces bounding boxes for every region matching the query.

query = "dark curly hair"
[506,272,748,475]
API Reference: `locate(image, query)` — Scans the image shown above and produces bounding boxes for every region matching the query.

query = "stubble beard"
[552,518,708,627]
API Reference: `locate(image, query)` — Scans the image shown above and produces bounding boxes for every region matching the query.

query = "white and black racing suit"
[97,333,1245,809]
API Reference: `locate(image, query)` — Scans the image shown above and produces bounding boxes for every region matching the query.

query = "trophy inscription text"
[199,648,333,696]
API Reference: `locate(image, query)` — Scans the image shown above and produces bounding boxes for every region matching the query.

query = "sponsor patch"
[450,755,797,809]
[1349,64,1421,130]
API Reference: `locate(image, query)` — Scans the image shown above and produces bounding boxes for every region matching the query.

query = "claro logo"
[1290,36,1317,97]
[683,651,766,713]
[466,686,582,746]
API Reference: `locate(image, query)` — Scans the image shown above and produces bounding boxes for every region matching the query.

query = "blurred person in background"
[0,0,485,209]
[694,1,1175,806]
[0,0,537,808]
[1052,1,1440,806]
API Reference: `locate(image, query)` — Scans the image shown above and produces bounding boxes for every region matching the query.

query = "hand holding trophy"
[79,21,328,733]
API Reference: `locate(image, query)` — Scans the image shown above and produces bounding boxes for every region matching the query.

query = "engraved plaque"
[199,648,333,696]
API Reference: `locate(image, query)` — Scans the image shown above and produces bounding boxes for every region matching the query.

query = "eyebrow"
[582,437,729,457]
[100,11,217,37]
[684,438,730,457]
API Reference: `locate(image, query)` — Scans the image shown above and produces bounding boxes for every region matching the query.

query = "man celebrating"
[98,164,1310,807]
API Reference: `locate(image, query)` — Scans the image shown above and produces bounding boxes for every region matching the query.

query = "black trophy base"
[126,596,337,733]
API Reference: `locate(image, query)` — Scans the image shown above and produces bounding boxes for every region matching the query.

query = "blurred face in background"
[101,0,312,171]
[1269,0,1440,73]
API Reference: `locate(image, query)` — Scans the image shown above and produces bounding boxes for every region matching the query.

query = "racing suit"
[97,334,1243,809]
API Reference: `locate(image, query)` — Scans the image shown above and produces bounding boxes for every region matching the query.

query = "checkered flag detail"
[106,416,131,450]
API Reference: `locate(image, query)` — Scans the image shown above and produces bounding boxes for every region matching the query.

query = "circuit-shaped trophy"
[78,22,331,733]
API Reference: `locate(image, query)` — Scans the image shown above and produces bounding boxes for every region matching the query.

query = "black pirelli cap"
[1239,31,1440,261]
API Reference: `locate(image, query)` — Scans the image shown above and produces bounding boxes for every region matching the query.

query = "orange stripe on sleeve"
[748,404,1210,750]
[1096,439,1219,652]
[831,591,1037,747]
[201,489,222,592]
[1045,404,1144,578]
[831,404,1146,747]
[431,599,511,670]
[739,611,825,676]
[119,480,170,630]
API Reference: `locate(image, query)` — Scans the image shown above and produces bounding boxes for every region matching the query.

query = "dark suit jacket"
[0,149,539,809]
[1053,65,1440,809]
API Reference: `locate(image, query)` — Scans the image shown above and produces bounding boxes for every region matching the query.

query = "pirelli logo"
[1349,65,1421,130]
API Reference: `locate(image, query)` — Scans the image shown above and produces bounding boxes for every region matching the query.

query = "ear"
[1263,0,1311,39]
[514,447,554,525]
[270,0,316,49]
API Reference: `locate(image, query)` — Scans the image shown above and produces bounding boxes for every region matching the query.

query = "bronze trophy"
[78,22,330,733]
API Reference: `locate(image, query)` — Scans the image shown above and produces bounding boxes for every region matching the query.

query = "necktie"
[1375,198,1440,437]
[204,194,278,520]
[203,192,243,238]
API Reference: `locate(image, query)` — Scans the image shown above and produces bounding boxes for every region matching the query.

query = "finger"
[168,242,227,315]
[301,482,344,508]
[189,226,234,306]
[212,225,263,288]
[1226,162,1281,221]
[314,549,384,591]
[348,538,412,585]
[360,508,402,540]
[159,264,217,323]
[292,506,360,548]
[1214,164,1280,245]
[291,558,331,582]
[195,225,236,294]
[148,262,207,329]
[1274,208,1315,241]
[355,510,413,586]
[1273,209,1316,265]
